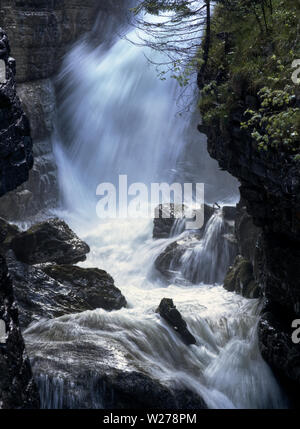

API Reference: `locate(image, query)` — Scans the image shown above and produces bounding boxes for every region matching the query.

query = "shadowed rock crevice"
[224,255,260,299]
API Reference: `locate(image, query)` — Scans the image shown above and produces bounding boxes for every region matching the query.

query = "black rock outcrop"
[11,218,90,265]
[43,265,127,313]
[0,28,33,197]
[6,252,126,329]
[156,298,196,345]
[0,254,39,408]
[0,28,39,409]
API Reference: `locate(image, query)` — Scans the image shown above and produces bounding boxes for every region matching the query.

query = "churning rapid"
[23,10,287,409]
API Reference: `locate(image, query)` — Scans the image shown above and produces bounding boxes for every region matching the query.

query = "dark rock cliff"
[0,28,39,408]
[0,0,129,83]
[0,29,33,197]
[198,69,300,405]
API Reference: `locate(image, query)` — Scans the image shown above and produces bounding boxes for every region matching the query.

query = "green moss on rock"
[224,255,261,299]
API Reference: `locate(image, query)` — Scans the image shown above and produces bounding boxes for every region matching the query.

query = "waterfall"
[54,28,187,217]
[23,8,287,410]
[53,16,238,217]
[179,210,237,284]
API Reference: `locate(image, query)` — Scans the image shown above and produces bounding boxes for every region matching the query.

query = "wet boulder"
[28,342,207,409]
[10,217,90,265]
[101,371,207,409]
[156,298,196,345]
[42,264,126,312]
[235,200,261,264]
[6,252,126,329]
[224,255,261,299]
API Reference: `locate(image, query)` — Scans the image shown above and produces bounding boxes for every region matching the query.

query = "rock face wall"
[0,29,33,197]
[0,0,132,219]
[0,0,101,83]
[0,28,39,409]
[198,77,300,404]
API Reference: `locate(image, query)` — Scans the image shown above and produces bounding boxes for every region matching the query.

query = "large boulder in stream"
[156,298,196,345]
[32,351,207,409]
[42,265,126,312]
[25,322,207,409]
[235,200,261,264]
[153,204,186,239]
[10,217,90,265]
[100,371,207,409]
[222,205,237,222]
[6,251,126,329]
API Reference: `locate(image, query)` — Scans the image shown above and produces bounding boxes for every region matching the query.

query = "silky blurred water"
[24,12,287,409]
[25,213,286,409]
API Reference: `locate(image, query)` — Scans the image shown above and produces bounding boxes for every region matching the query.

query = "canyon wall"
[0,28,39,409]
[198,29,300,412]
[200,100,300,402]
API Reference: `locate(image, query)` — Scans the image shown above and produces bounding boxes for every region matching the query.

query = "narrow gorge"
[0,0,299,411]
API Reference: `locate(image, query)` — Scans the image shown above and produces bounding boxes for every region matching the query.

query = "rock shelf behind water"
[153,203,215,239]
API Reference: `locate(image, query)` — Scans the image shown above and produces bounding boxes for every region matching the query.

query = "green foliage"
[198,0,300,154]
[241,86,299,151]
[171,56,204,87]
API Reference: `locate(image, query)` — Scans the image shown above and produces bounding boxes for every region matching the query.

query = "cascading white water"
[23,9,287,409]
[24,216,287,409]
[179,210,236,284]
[53,29,188,217]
